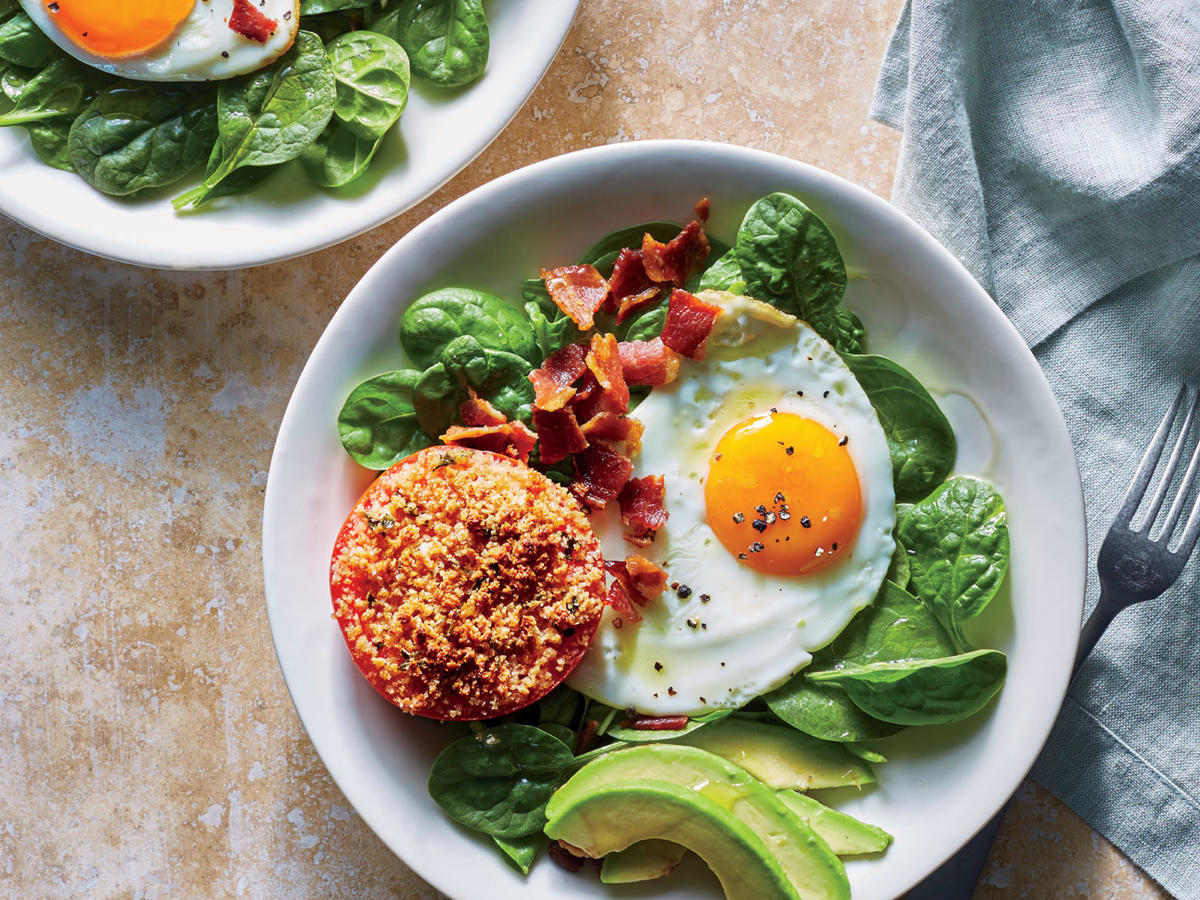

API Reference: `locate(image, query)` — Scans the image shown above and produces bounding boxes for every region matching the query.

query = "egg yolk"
[705,412,862,575]
[43,0,194,58]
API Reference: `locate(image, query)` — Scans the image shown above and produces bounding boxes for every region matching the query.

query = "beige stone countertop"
[0,1,1171,898]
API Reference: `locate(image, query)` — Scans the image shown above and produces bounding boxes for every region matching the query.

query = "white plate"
[262,140,1086,900]
[0,1,578,270]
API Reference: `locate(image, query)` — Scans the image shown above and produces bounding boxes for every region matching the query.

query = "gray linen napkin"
[871,2,1200,896]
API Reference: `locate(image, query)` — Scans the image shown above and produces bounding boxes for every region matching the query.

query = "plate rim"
[262,138,1087,899]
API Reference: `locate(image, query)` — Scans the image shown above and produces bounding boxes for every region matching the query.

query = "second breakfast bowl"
[262,139,1086,899]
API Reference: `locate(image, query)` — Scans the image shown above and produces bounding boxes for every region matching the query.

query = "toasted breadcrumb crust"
[330,447,605,720]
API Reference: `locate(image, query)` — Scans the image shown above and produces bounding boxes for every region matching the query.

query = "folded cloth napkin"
[871,2,1200,896]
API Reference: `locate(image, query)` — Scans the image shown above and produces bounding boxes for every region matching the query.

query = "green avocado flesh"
[545,780,800,900]
[776,791,894,856]
[600,839,686,884]
[546,744,850,900]
[673,717,877,790]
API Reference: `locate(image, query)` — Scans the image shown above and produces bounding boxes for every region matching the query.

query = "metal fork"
[907,383,1200,900]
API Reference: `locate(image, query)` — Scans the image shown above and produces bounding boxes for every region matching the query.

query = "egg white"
[21,0,299,81]
[568,304,896,716]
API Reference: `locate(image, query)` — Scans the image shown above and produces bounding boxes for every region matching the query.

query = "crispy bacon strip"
[618,475,668,547]
[459,390,507,427]
[661,288,722,360]
[618,337,680,386]
[584,333,630,414]
[624,714,689,731]
[541,265,609,330]
[616,288,662,325]
[529,343,587,412]
[229,0,277,43]
[440,421,537,462]
[605,579,642,624]
[580,411,643,452]
[572,442,633,510]
[642,221,710,286]
[532,407,588,465]
[608,248,660,319]
[694,196,711,224]
[625,554,668,598]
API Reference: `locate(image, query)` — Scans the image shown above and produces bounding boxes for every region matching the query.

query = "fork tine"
[1158,388,1200,542]
[1115,385,1188,527]
[1141,388,1200,532]
[1177,484,1200,558]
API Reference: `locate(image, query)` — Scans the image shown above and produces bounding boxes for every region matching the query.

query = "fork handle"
[1072,583,1126,681]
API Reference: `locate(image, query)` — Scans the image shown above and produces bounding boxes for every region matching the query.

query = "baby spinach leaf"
[414,336,535,435]
[618,301,668,343]
[765,679,902,743]
[300,0,375,13]
[697,247,746,293]
[190,140,280,206]
[68,85,217,196]
[23,117,74,171]
[525,301,580,358]
[535,723,576,747]
[0,57,107,127]
[401,287,537,369]
[807,648,1007,726]
[734,192,849,348]
[831,307,866,354]
[0,60,29,106]
[337,369,434,469]
[898,475,1010,650]
[173,31,335,209]
[326,29,410,140]
[427,724,574,839]
[493,833,540,874]
[885,532,911,589]
[300,120,383,187]
[0,2,20,23]
[577,220,682,270]
[375,0,489,88]
[844,354,955,502]
[413,362,460,437]
[0,12,55,68]
[538,684,584,730]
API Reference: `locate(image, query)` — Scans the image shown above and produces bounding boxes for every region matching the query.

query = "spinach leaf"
[734,192,851,349]
[0,57,107,127]
[844,354,955,502]
[807,648,1007,726]
[414,336,535,435]
[493,833,540,875]
[300,0,375,12]
[697,247,746,293]
[68,85,217,196]
[0,12,54,68]
[538,684,584,730]
[326,30,410,140]
[525,301,580,358]
[885,531,911,589]
[602,708,734,743]
[577,220,682,270]
[337,369,434,469]
[535,723,576,747]
[191,140,280,205]
[301,120,383,187]
[0,60,29,105]
[764,581,955,741]
[427,724,574,839]
[24,117,74,171]
[618,301,668,343]
[898,475,1009,650]
[831,307,866,354]
[401,287,537,369]
[374,0,488,88]
[173,31,335,209]
[0,1,20,22]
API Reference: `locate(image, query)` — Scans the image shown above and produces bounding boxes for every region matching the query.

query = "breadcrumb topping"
[330,447,605,720]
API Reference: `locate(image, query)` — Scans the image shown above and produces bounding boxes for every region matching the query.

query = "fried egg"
[569,293,896,715]
[20,0,299,81]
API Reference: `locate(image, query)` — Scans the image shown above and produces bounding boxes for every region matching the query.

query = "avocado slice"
[547,744,849,899]
[673,717,877,789]
[776,791,894,856]
[600,840,687,884]
[545,780,801,900]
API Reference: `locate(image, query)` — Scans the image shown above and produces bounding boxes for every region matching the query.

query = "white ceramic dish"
[0,1,578,270]
[262,140,1086,900]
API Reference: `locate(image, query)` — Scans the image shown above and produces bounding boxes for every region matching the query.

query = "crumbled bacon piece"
[529,343,587,411]
[694,196,711,224]
[618,337,680,386]
[572,442,634,510]
[642,221,710,286]
[618,475,668,546]
[541,265,609,330]
[608,248,659,318]
[660,289,722,359]
[584,333,630,414]
[228,0,277,43]
[440,421,537,462]
[460,390,507,427]
[580,411,643,452]
[625,554,668,598]
[532,407,588,465]
[616,288,663,324]
[605,579,642,624]
[624,714,689,731]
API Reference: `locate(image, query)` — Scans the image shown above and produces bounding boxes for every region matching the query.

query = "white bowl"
[0,1,578,270]
[262,140,1085,900]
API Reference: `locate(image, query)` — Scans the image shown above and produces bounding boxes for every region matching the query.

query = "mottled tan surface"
[0,1,1169,898]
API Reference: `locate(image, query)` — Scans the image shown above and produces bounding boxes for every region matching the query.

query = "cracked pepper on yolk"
[706,412,862,575]
[43,0,194,58]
